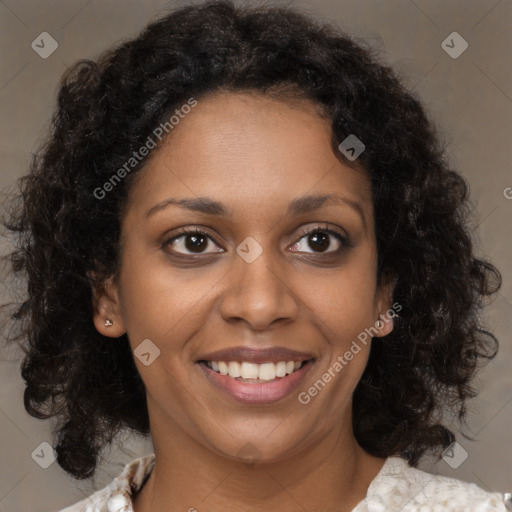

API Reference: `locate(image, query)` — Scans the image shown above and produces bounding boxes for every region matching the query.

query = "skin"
[93,91,395,512]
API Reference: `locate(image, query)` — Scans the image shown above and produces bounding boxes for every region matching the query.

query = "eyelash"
[162,224,351,259]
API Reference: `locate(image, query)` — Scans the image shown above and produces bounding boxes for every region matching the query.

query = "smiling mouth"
[199,360,311,383]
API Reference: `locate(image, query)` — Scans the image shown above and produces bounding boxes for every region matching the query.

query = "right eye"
[163,227,224,257]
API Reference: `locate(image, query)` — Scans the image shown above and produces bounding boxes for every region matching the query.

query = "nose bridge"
[219,240,298,329]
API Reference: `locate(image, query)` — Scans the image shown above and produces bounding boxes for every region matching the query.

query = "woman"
[3,1,509,510]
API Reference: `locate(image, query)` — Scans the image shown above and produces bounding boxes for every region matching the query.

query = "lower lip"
[198,360,314,404]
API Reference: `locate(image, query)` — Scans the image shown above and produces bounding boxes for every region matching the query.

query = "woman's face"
[94,91,394,463]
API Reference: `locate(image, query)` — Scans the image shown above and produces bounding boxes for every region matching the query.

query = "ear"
[90,274,127,338]
[373,273,398,338]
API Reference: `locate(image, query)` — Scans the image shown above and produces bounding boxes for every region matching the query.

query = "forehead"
[125,91,373,222]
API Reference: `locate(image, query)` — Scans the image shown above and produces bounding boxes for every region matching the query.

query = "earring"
[375,317,384,329]
[105,319,114,327]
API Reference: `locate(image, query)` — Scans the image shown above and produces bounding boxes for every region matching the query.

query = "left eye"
[290,228,346,254]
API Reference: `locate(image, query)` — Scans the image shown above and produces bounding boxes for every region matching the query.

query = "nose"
[219,247,299,331]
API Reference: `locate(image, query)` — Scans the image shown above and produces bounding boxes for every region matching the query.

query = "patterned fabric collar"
[59,453,509,511]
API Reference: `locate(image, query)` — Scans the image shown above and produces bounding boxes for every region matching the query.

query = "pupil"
[186,234,206,252]
[309,232,329,252]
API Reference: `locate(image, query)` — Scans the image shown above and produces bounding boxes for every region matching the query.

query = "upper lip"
[197,346,315,364]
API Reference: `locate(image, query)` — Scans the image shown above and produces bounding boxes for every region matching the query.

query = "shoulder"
[56,453,156,512]
[362,456,509,512]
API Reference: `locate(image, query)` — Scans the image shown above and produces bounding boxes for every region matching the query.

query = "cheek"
[302,286,375,414]
[116,251,209,411]
[117,246,220,350]
[298,255,378,384]
[305,262,378,339]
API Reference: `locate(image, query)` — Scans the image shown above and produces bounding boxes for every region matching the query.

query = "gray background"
[0,0,511,510]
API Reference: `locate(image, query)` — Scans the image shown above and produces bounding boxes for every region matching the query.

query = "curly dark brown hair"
[1,0,501,480]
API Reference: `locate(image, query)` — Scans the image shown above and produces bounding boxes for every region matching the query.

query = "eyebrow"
[146,193,367,228]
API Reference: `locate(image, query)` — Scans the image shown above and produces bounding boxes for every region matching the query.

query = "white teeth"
[258,362,276,381]
[218,361,228,375]
[240,362,259,379]
[207,360,305,380]
[275,361,287,377]
[228,361,241,378]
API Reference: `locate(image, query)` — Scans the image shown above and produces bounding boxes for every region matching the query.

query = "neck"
[133,412,385,512]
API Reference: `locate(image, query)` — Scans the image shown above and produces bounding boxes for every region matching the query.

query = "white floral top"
[57,453,510,512]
